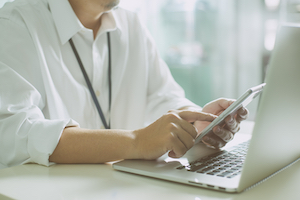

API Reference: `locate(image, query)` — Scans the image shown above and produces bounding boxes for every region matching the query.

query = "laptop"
[113,24,300,193]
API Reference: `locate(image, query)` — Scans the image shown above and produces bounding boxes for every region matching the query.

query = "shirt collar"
[48,0,122,45]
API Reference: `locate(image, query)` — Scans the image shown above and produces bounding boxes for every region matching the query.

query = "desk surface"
[0,121,299,200]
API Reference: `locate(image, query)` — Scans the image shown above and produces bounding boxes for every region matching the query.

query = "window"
[120,0,284,120]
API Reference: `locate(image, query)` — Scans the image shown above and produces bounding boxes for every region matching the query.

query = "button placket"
[92,41,108,128]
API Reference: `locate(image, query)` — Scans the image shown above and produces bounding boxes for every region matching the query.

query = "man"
[0,0,247,169]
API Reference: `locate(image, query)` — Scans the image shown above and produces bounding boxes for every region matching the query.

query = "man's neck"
[68,0,107,38]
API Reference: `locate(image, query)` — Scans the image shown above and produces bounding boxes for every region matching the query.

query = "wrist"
[124,130,142,160]
[131,129,147,160]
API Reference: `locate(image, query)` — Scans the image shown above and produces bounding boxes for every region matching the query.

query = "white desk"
[0,121,299,200]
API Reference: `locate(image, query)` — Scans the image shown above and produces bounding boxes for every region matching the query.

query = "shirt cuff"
[23,119,79,167]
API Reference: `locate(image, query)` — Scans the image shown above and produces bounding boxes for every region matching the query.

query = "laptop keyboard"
[176,141,250,179]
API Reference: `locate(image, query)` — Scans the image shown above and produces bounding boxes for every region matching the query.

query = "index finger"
[177,110,217,123]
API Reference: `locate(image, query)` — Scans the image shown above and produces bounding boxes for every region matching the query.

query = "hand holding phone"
[194,83,266,145]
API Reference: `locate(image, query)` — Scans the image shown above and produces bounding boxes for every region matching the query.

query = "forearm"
[49,127,138,164]
[49,110,216,164]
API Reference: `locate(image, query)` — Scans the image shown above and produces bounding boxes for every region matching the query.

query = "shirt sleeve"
[0,61,78,169]
[0,17,78,169]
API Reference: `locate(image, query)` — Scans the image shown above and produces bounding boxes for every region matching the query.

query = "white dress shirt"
[0,0,197,169]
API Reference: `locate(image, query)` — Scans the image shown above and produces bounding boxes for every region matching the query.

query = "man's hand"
[133,110,217,160]
[194,98,248,149]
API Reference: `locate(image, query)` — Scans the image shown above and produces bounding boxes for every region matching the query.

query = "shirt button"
[96,90,100,97]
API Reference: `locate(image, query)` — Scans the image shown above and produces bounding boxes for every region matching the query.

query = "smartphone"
[195,83,266,144]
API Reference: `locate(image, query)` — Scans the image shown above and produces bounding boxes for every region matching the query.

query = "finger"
[166,112,201,138]
[216,98,235,111]
[225,115,240,133]
[178,110,217,123]
[170,124,196,151]
[178,119,199,138]
[167,133,190,158]
[212,126,234,143]
[168,150,177,158]
[202,98,235,115]
[178,130,196,150]
[202,134,226,149]
[236,107,249,123]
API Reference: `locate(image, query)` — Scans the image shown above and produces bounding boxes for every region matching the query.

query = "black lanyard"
[69,32,112,129]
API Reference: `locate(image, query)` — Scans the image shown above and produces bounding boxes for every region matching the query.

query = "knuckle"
[167,109,177,113]
[166,122,178,132]
[233,126,240,133]
[210,139,225,149]
[218,141,226,148]
[239,107,249,115]
[232,123,240,133]
[165,112,180,122]
[226,116,235,125]
[215,127,225,137]
[168,132,177,142]
[224,133,234,142]
[214,127,234,143]
[167,132,181,146]
[206,137,217,147]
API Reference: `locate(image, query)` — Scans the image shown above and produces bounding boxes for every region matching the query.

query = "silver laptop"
[113,24,300,193]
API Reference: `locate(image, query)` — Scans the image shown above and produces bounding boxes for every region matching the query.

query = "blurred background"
[118,0,298,120]
[0,0,298,120]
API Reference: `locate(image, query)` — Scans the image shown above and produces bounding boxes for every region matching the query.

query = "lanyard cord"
[69,32,112,129]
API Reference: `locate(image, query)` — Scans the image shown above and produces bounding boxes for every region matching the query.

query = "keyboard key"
[176,166,185,170]
[187,164,207,172]
[220,171,232,176]
[207,172,216,175]
[197,167,212,173]
[177,141,249,179]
